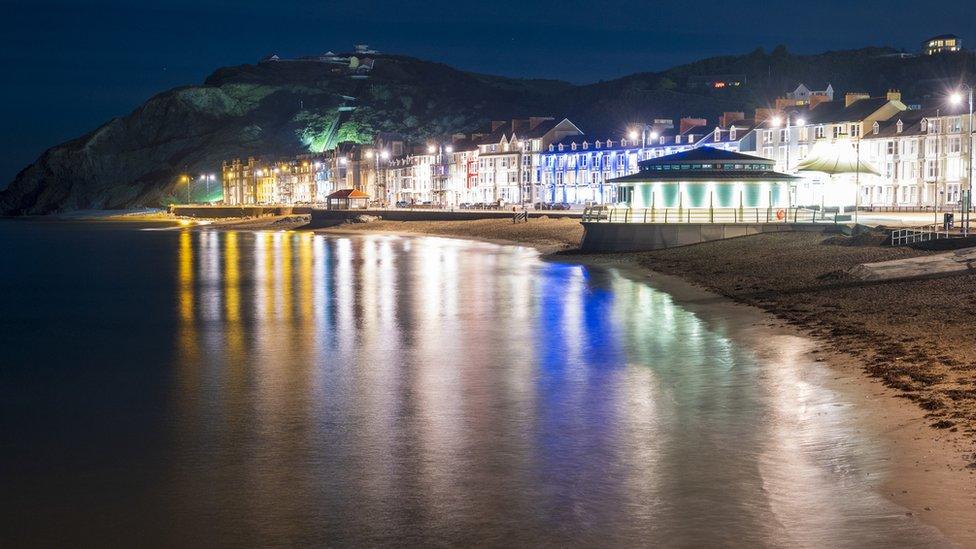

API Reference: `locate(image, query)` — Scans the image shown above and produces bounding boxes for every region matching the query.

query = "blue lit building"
[538,123,709,204]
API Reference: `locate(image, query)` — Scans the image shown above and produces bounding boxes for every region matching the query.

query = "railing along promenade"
[581,206,846,224]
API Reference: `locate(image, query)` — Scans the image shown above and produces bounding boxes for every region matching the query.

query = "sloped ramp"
[848,247,976,281]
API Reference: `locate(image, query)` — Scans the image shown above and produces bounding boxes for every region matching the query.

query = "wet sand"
[615,267,976,545]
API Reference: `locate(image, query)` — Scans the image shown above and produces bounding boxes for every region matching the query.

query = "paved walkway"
[849,247,976,281]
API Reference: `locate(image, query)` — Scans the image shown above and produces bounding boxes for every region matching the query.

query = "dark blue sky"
[1,0,973,186]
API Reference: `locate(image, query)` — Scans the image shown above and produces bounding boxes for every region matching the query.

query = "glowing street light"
[380,150,390,160]
[445,145,453,153]
[628,130,639,141]
[950,86,974,234]
[427,144,436,154]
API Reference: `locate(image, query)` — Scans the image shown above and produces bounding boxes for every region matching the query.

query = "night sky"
[2,0,974,186]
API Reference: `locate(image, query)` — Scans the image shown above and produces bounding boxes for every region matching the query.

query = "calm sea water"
[0,220,948,546]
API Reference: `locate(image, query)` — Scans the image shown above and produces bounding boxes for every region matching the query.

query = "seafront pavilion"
[610,147,800,209]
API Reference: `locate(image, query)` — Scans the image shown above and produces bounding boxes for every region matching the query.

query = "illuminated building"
[862,103,973,206]
[538,118,708,204]
[473,118,583,204]
[922,34,962,56]
[611,147,798,209]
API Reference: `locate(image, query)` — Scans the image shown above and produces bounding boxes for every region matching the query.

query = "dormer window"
[688,135,695,143]
[595,140,602,148]
[676,135,682,144]
[548,145,554,152]
[621,139,627,147]
[897,120,904,134]
[582,142,588,150]
[659,136,665,145]
[729,127,737,141]
[558,144,564,151]
[607,140,614,148]
[714,128,721,141]
[921,119,928,132]
[571,143,577,151]
[873,121,880,135]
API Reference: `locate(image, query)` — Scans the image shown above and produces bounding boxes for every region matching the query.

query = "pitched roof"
[804,98,892,125]
[639,147,772,166]
[326,188,370,199]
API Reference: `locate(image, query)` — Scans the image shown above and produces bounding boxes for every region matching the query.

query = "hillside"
[2,46,975,214]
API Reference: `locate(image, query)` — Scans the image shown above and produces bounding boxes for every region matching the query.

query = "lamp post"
[180,174,190,203]
[951,86,974,235]
[769,114,805,173]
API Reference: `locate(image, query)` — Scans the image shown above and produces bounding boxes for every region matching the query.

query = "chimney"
[679,117,707,134]
[528,116,553,129]
[809,95,830,109]
[719,111,745,128]
[754,108,778,122]
[886,89,902,102]
[845,92,870,107]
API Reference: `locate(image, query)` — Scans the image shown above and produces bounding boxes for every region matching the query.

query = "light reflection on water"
[0,224,948,546]
[163,230,943,546]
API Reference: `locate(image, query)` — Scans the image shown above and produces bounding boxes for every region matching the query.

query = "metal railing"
[889,224,953,246]
[581,206,841,224]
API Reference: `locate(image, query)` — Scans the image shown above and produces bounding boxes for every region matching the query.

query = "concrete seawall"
[169,205,312,218]
[580,222,845,252]
[308,209,581,227]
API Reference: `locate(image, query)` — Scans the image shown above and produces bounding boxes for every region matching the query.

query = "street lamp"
[951,86,974,234]
[769,114,804,172]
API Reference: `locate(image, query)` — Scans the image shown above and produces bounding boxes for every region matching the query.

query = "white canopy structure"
[796,139,879,176]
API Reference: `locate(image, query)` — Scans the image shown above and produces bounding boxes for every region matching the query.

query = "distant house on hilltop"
[921,34,962,55]
[787,83,834,103]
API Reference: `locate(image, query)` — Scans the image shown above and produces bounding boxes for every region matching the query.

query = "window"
[832,126,843,139]
[950,136,962,154]
[763,130,773,143]
[815,125,825,139]
[896,120,903,134]
[873,122,880,135]
[886,141,895,155]
[763,147,774,159]
[850,124,860,137]
[779,129,787,142]
[729,128,737,141]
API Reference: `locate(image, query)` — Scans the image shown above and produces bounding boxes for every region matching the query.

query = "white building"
[862,105,974,206]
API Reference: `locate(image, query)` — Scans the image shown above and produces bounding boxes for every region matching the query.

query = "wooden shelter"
[326,188,369,210]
